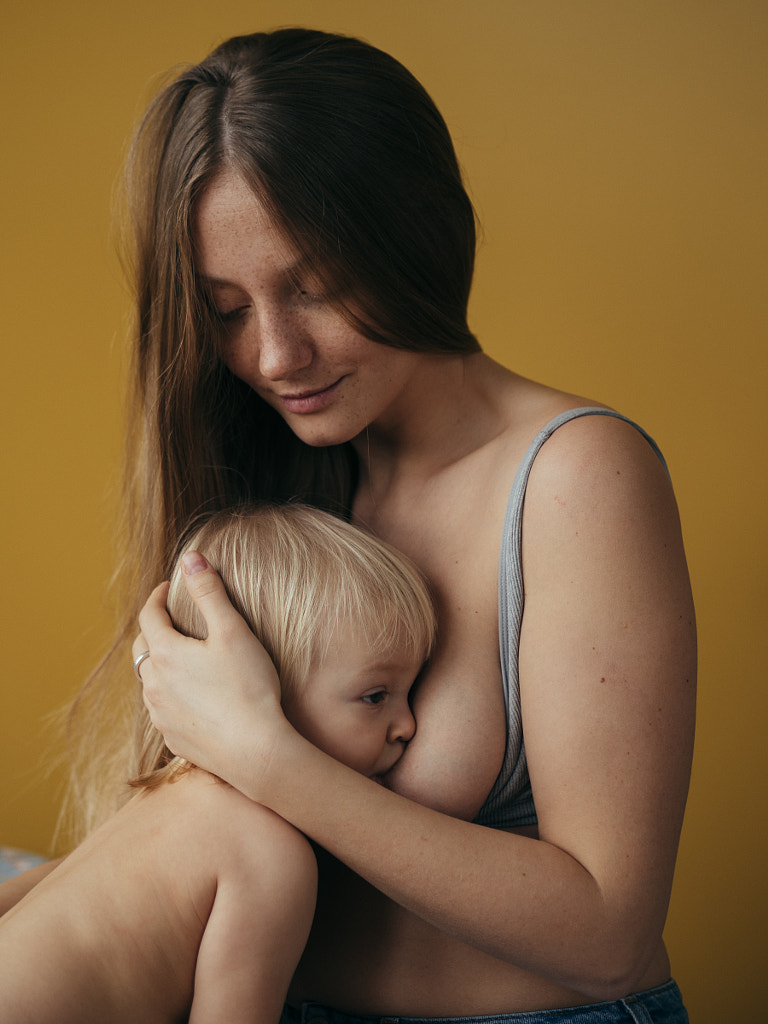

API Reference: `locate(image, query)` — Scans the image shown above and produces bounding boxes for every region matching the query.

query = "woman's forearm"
[138,432,693,1001]
[241,729,666,1001]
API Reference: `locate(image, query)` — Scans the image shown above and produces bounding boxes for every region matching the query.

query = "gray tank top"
[473,407,667,829]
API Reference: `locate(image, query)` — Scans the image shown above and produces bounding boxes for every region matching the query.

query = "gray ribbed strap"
[474,408,666,829]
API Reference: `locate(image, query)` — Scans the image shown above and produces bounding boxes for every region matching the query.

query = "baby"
[0,505,435,1023]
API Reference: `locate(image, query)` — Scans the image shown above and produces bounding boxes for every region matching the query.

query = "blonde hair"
[131,504,436,788]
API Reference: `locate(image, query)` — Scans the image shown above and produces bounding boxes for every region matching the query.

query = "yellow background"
[2,2,766,1020]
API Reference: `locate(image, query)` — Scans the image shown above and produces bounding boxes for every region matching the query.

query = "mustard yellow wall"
[2,2,766,1019]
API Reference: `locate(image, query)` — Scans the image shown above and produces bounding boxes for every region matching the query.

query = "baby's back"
[0,768,316,1023]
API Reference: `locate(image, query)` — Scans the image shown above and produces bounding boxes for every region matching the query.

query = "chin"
[285,419,358,449]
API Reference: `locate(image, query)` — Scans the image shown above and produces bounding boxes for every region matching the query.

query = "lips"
[274,377,345,415]
[371,755,404,784]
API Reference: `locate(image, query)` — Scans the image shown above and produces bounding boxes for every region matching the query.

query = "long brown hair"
[63,28,479,842]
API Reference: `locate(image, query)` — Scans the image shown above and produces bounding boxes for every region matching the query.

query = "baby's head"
[133,504,436,786]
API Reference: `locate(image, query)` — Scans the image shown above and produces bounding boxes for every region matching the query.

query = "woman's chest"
[355,468,513,820]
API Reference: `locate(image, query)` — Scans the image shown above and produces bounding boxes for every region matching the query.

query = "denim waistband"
[282,979,688,1024]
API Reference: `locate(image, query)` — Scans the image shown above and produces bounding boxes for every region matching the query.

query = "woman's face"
[193,171,425,449]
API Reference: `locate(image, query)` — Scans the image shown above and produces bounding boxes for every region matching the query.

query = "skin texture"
[139,411,695,1014]
[0,627,422,1023]
[0,770,316,1023]
[200,172,429,452]
[281,622,419,782]
[131,169,696,1015]
[117,166,693,1015]
[132,172,696,1014]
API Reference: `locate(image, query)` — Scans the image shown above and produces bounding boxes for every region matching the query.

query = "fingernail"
[181,551,209,575]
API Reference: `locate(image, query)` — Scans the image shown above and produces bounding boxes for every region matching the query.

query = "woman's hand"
[133,552,286,790]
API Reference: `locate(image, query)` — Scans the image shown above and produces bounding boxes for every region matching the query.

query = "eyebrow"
[199,254,318,290]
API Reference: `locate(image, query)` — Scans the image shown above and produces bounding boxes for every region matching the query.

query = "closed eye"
[216,306,249,324]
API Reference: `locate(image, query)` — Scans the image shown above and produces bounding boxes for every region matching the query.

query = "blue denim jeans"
[281,980,689,1024]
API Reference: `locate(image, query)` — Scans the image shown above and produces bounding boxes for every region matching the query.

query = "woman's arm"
[139,418,695,1000]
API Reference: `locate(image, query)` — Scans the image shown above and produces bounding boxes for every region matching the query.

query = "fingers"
[179,551,249,635]
[127,550,286,778]
[133,552,250,669]
[131,633,148,662]
[136,581,172,652]
[132,649,151,681]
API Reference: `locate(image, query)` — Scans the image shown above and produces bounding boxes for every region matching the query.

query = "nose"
[256,308,314,381]
[388,702,417,745]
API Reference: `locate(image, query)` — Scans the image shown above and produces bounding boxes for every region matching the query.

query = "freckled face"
[281,622,420,782]
[193,171,425,448]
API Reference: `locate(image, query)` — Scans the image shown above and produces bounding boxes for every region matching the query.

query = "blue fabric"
[0,846,47,882]
[282,980,688,1024]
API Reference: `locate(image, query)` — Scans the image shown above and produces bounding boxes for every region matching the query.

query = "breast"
[384,581,508,821]
[352,449,513,820]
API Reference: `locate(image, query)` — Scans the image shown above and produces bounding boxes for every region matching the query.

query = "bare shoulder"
[146,769,313,859]
[518,409,692,617]
[521,409,676,530]
[517,407,696,849]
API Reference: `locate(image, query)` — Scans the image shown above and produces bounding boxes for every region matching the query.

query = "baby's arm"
[190,802,318,1024]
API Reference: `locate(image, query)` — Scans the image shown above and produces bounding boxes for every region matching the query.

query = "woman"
[89,27,694,1022]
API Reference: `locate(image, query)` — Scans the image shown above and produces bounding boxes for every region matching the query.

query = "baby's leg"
[0,769,316,1024]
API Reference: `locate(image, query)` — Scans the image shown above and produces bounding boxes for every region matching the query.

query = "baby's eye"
[361,690,387,706]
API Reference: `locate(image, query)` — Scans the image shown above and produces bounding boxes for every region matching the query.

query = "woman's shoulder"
[511,403,681,589]
[520,403,668,498]
[490,371,663,485]
[478,374,673,546]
